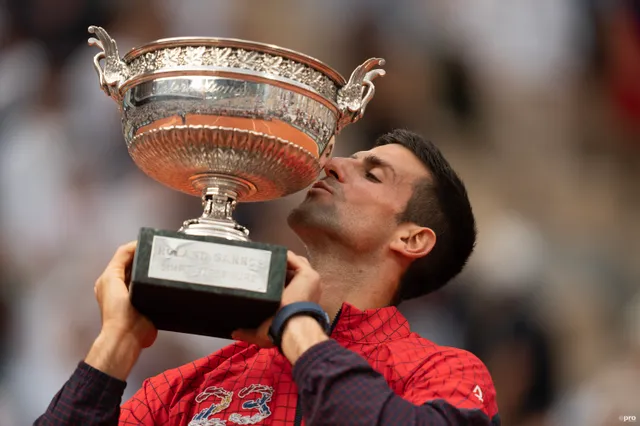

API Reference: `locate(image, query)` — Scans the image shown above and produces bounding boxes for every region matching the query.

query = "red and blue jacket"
[116,302,500,425]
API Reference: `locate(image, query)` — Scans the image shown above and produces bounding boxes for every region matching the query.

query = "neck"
[304,245,400,320]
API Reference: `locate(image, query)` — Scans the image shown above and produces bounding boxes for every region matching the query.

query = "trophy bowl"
[88,26,385,338]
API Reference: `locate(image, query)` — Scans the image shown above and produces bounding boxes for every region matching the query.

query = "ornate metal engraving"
[87,26,385,240]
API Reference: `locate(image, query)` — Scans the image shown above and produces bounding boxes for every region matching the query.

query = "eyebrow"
[351,153,396,179]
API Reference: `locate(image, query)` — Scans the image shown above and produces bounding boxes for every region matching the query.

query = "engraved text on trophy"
[148,236,272,292]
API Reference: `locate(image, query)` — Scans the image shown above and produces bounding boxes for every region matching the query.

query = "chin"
[287,202,313,230]
[287,201,340,237]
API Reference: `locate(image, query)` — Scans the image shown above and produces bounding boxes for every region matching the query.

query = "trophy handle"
[336,58,386,133]
[88,26,129,103]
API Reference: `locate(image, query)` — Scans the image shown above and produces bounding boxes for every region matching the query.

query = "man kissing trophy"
[87,26,385,339]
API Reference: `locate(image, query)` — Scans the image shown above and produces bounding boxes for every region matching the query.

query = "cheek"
[343,186,399,227]
[339,209,393,250]
[357,184,402,215]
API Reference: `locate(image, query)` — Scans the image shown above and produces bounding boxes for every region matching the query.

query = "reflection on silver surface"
[88,26,385,241]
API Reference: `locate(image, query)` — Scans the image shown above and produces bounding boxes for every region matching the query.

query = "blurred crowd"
[0,1,639,425]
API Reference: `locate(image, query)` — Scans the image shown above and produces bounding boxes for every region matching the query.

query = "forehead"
[363,143,431,181]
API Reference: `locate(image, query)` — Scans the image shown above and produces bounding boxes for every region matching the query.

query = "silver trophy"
[88,26,384,338]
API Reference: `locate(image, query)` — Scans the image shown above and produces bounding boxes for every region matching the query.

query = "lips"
[310,180,333,194]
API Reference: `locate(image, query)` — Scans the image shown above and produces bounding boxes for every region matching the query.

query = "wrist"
[84,328,144,381]
[269,302,330,351]
[281,316,329,364]
[100,324,146,348]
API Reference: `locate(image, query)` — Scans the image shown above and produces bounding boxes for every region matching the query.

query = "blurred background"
[0,0,638,424]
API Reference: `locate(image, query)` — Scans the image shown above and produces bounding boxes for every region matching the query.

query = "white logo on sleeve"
[472,385,484,403]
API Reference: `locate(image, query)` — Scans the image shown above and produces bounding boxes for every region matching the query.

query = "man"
[35,129,500,425]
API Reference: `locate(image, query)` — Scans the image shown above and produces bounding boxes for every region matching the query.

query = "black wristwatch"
[268,302,331,352]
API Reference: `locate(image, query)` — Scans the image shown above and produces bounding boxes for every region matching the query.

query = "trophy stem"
[202,188,237,221]
[179,175,254,241]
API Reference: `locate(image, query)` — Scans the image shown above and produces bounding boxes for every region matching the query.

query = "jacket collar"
[330,302,411,344]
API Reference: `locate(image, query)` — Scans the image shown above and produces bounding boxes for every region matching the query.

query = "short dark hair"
[375,129,477,303]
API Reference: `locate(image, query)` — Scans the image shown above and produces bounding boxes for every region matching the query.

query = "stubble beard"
[287,197,343,243]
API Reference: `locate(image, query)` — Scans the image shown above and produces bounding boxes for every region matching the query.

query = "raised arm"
[34,242,158,426]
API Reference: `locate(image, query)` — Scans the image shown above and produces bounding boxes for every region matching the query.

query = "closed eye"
[365,171,381,183]
[352,153,395,183]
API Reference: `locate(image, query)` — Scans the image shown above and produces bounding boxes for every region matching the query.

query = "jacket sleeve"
[33,362,126,426]
[402,344,500,424]
[292,339,501,426]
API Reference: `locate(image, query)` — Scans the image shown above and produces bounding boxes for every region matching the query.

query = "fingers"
[285,252,321,303]
[95,241,137,298]
[231,329,273,348]
[106,241,138,275]
[231,329,254,343]
[286,251,315,286]
[285,269,296,285]
[287,251,317,278]
[231,316,274,348]
[286,251,311,271]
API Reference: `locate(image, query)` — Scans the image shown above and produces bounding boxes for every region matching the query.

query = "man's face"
[288,143,431,252]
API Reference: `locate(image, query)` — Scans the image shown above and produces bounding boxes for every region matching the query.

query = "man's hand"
[94,241,157,348]
[85,241,157,380]
[231,251,322,348]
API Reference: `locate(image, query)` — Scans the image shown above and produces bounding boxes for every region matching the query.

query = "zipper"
[293,306,342,426]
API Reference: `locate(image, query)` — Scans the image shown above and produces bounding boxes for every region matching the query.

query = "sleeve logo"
[472,385,484,403]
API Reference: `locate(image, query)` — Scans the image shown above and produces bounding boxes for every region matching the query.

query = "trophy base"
[130,227,286,339]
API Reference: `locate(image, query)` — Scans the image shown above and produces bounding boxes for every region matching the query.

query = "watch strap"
[268,302,330,352]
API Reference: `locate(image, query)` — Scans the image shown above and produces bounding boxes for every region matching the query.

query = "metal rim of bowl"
[122,37,347,87]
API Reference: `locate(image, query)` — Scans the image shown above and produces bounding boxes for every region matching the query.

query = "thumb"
[231,329,273,348]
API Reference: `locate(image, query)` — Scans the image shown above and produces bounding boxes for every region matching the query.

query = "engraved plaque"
[148,235,272,293]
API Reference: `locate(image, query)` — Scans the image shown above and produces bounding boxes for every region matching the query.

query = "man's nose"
[322,157,348,183]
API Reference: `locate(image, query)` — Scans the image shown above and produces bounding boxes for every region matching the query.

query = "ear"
[389,224,436,260]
